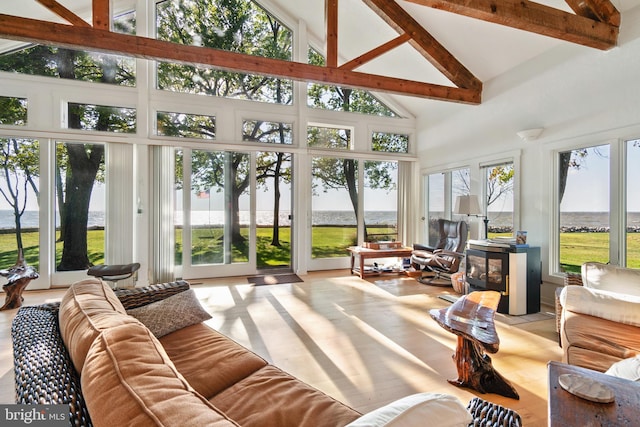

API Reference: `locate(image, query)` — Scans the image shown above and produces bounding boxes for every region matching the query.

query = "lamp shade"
[454,195,482,215]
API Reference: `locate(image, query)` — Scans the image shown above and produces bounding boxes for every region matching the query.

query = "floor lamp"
[454,195,488,239]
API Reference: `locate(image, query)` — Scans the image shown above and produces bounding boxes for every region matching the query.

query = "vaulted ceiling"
[0,0,632,116]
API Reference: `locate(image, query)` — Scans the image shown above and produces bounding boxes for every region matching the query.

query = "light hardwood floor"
[1,270,561,426]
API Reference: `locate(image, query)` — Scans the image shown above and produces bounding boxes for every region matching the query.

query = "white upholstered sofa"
[559,262,640,372]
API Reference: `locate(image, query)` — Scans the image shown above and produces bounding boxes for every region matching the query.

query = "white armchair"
[559,262,640,372]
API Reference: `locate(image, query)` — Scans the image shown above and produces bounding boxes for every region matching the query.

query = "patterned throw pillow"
[127,289,212,337]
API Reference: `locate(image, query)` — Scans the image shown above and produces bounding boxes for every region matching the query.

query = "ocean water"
[0,210,393,229]
[0,210,104,230]
[2,210,639,230]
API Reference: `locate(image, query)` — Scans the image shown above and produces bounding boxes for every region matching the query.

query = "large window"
[364,160,398,242]
[255,151,293,269]
[55,141,106,271]
[0,138,40,269]
[452,169,470,209]
[424,168,469,245]
[558,144,610,273]
[0,11,136,86]
[0,0,417,284]
[310,156,398,258]
[187,150,250,265]
[372,132,409,154]
[67,103,136,133]
[307,48,397,117]
[311,156,357,258]
[426,173,444,245]
[307,125,351,149]
[0,97,27,125]
[483,162,514,236]
[157,112,216,139]
[243,120,293,145]
[156,0,293,104]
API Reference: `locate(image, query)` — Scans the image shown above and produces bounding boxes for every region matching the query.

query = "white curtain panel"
[151,145,175,284]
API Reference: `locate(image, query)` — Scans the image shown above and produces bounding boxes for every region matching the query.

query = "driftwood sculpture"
[1,250,39,310]
[429,291,519,399]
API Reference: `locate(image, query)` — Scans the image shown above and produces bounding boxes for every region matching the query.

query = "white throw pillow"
[582,262,640,296]
[345,393,471,427]
[605,356,640,381]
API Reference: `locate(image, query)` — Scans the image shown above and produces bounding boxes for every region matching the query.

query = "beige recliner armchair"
[558,262,640,372]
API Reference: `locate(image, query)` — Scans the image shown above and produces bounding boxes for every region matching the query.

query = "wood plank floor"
[1,270,561,426]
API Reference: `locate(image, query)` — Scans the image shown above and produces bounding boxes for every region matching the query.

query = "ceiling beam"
[0,14,481,104]
[340,33,411,71]
[364,0,481,90]
[35,0,90,27]
[92,0,110,30]
[325,0,338,68]
[564,0,620,27]
[403,0,618,50]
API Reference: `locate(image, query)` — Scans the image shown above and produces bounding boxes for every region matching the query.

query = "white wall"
[414,6,640,305]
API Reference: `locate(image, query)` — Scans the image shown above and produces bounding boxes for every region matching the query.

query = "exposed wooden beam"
[564,0,620,27]
[35,0,90,27]
[92,0,110,30]
[0,14,481,104]
[325,0,339,68]
[340,33,411,71]
[403,0,618,50]
[364,0,481,90]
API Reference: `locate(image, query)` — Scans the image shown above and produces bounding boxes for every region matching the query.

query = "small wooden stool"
[87,263,140,289]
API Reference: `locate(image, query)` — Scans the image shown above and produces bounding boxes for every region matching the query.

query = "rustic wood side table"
[430,290,519,399]
[548,361,640,426]
[1,250,39,310]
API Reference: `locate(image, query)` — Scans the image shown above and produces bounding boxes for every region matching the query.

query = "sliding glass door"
[178,148,293,278]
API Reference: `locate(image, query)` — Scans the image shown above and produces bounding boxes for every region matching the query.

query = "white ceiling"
[0,0,635,117]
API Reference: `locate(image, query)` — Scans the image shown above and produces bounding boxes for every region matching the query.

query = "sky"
[562,142,640,212]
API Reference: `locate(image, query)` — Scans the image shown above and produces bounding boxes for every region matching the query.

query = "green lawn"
[2,229,639,273]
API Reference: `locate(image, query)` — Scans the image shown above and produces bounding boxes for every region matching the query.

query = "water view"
[3,211,640,230]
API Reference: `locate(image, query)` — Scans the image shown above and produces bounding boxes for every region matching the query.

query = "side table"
[548,361,640,426]
[1,249,39,310]
[429,290,519,399]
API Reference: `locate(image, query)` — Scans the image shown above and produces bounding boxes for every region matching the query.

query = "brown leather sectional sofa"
[56,278,361,427]
[12,278,522,427]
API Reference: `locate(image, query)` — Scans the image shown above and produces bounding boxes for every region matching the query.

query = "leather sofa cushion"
[59,278,140,373]
[210,365,361,427]
[565,345,625,373]
[561,309,640,372]
[81,322,238,427]
[160,323,267,398]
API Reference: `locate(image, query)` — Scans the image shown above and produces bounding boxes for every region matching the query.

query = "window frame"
[550,138,633,278]
[480,160,515,237]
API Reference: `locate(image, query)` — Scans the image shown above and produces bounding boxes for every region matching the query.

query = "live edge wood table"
[429,291,519,399]
[548,361,640,426]
[347,246,413,279]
